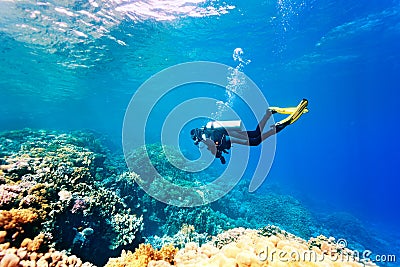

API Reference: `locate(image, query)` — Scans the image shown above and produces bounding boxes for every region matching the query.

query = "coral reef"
[0,129,394,266]
[116,144,237,240]
[0,208,40,245]
[0,208,38,230]
[105,243,178,267]
[124,144,210,206]
[317,212,390,254]
[107,212,144,250]
[0,234,95,267]
[162,206,235,238]
[0,129,144,265]
[146,224,209,250]
[213,180,317,238]
[0,208,93,267]
[108,227,378,267]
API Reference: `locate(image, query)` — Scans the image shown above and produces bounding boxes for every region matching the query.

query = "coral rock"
[36,258,48,267]
[0,253,20,267]
[148,260,171,267]
[0,231,6,244]
[16,247,28,259]
[20,233,44,252]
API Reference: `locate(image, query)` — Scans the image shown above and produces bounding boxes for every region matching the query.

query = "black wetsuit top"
[206,128,231,151]
[207,126,263,148]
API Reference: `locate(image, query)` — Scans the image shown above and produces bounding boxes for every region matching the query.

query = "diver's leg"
[260,122,291,141]
[230,136,262,146]
[260,127,277,141]
[232,128,278,145]
[228,130,248,139]
[230,136,250,145]
[247,110,273,138]
[236,125,285,145]
[257,109,273,133]
[231,110,292,145]
[230,109,273,140]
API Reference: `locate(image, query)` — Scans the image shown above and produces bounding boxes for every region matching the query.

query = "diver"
[190,99,308,164]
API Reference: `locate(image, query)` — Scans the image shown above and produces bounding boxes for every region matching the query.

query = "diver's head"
[190,128,204,145]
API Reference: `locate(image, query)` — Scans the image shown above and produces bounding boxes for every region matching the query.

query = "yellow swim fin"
[275,99,309,126]
[268,106,309,115]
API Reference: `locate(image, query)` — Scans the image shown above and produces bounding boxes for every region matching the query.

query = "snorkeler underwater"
[0,0,399,266]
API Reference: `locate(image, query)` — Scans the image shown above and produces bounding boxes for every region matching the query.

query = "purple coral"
[0,182,35,207]
[0,186,19,206]
[71,198,88,214]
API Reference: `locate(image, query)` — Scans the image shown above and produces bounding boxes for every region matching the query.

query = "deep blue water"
[1,0,399,258]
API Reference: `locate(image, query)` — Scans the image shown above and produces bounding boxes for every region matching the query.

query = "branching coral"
[107,212,144,250]
[148,224,209,250]
[156,244,178,264]
[0,184,22,208]
[105,243,178,267]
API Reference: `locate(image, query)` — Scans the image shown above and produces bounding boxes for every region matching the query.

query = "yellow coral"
[20,233,44,252]
[156,244,178,264]
[0,209,38,230]
[105,243,179,267]
[19,184,52,219]
[105,245,155,267]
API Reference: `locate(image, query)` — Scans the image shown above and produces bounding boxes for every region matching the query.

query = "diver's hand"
[203,138,217,155]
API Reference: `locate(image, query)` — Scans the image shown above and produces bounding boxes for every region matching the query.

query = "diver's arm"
[202,138,217,155]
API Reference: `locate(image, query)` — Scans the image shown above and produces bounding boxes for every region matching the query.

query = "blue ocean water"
[1,0,399,262]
